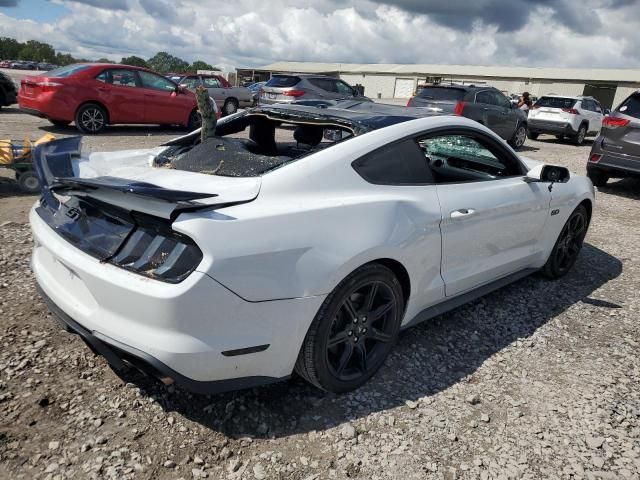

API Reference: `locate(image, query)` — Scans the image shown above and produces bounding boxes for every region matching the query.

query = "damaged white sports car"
[31,101,594,394]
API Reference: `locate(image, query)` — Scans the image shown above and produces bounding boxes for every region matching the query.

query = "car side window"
[492,91,512,109]
[138,71,178,92]
[96,69,138,88]
[352,138,433,185]
[418,134,523,183]
[475,91,494,106]
[309,78,337,93]
[594,102,602,113]
[580,100,591,112]
[181,77,200,89]
[202,77,221,88]
[335,80,354,95]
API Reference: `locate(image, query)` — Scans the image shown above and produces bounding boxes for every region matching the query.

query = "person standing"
[518,92,533,114]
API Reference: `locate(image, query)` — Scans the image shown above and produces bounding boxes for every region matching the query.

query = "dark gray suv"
[407,85,528,149]
[587,91,640,187]
[0,71,17,109]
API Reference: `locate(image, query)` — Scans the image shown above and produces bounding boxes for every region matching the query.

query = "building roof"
[249,61,640,83]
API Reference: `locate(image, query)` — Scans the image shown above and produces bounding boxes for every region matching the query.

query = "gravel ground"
[0,110,639,480]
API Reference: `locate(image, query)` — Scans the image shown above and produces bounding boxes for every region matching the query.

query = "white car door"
[418,132,551,297]
[591,100,604,132]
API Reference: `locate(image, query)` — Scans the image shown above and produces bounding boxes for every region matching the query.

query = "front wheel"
[542,205,588,279]
[509,124,527,149]
[295,264,404,393]
[187,109,202,131]
[75,104,107,134]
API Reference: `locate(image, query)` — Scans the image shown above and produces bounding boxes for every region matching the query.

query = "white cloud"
[0,0,639,70]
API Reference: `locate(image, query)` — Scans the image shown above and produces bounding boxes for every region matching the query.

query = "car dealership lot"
[1,109,639,479]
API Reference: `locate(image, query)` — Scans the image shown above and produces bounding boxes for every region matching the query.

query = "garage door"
[394,78,415,98]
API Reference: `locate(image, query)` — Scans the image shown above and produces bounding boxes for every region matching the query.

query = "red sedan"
[18,64,204,134]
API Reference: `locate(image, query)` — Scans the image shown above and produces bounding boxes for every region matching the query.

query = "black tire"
[223,98,238,116]
[508,124,527,149]
[75,103,107,134]
[542,205,588,279]
[295,263,404,393]
[17,170,41,193]
[587,169,609,187]
[50,119,71,127]
[573,124,587,145]
[187,109,202,131]
[527,131,539,140]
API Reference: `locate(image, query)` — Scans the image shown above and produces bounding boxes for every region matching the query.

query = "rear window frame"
[265,75,301,88]
[45,64,92,78]
[416,87,466,102]
[534,96,577,109]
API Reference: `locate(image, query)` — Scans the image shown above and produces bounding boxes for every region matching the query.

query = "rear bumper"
[258,97,295,105]
[588,148,640,177]
[30,205,326,392]
[528,119,578,135]
[18,92,75,121]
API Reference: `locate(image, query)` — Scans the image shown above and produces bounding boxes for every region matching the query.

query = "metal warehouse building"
[237,61,640,109]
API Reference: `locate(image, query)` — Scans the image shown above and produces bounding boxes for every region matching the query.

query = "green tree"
[55,52,76,66]
[120,55,148,68]
[18,40,56,63]
[188,60,217,72]
[147,51,189,74]
[96,57,115,64]
[0,37,22,60]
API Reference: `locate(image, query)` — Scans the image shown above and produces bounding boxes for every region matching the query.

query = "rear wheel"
[587,169,609,187]
[223,98,239,116]
[527,131,539,140]
[573,124,587,145]
[295,264,403,393]
[17,170,41,193]
[75,104,107,134]
[187,109,202,131]
[50,119,71,127]
[509,124,527,149]
[542,205,588,279]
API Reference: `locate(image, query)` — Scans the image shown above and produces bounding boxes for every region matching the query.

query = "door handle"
[450,208,477,219]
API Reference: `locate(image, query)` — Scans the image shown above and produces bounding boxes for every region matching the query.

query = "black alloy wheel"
[542,205,588,278]
[295,264,403,393]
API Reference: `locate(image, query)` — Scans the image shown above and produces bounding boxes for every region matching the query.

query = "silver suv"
[527,95,604,145]
[259,74,370,105]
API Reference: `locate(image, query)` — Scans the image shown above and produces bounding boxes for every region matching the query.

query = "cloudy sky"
[0,0,639,70]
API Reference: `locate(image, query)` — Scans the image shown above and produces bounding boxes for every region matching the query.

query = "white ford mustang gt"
[30,101,594,394]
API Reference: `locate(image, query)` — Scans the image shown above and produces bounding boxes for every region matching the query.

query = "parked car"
[37,62,57,71]
[407,85,528,149]
[259,74,371,105]
[527,95,604,145]
[31,101,593,395]
[0,71,18,108]
[18,63,203,134]
[247,81,266,105]
[587,91,640,186]
[0,60,13,68]
[170,73,252,115]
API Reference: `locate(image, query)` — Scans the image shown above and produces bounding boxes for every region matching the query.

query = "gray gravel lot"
[0,109,639,480]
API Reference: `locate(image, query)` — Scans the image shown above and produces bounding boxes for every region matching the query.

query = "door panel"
[94,68,144,124]
[437,178,550,297]
[138,71,186,125]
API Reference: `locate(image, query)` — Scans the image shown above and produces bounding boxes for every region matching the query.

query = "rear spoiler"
[33,137,220,220]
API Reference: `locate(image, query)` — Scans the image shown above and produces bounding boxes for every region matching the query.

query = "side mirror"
[176,84,187,93]
[525,164,570,190]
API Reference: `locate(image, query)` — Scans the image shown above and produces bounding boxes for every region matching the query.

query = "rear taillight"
[602,117,630,129]
[562,108,579,115]
[36,81,63,93]
[589,153,602,163]
[283,89,305,97]
[454,101,466,116]
[407,97,413,107]
[111,224,202,283]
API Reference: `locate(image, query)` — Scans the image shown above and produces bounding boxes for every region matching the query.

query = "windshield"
[535,97,577,109]
[417,87,466,101]
[46,64,92,78]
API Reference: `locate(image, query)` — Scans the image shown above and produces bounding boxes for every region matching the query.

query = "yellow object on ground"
[0,134,56,165]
